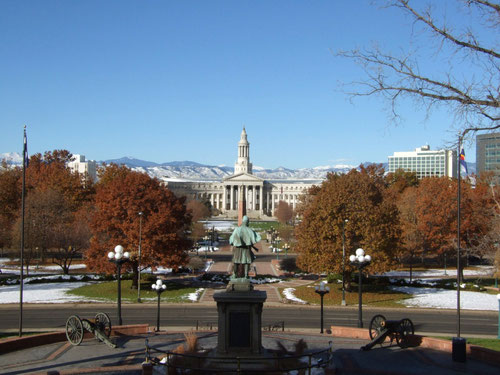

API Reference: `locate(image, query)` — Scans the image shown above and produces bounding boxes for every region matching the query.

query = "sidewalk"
[2,329,499,375]
[199,242,313,306]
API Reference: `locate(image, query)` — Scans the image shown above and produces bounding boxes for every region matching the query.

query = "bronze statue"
[229,215,261,279]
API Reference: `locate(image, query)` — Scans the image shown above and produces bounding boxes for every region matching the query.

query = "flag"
[459,148,468,174]
[23,126,29,168]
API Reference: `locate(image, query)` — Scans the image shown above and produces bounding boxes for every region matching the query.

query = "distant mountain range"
[1,152,475,181]
[103,157,361,181]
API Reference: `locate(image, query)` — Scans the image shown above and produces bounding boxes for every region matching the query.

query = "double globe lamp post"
[349,248,371,328]
[314,281,330,334]
[107,245,130,326]
[152,279,167,332]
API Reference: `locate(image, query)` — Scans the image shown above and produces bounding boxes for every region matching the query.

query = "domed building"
[165,128,316,219]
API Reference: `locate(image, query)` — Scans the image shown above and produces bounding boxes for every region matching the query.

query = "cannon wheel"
[95,312,112,339]
[369,314,386,340]
[395,318,414,348]
[66,315,84,346]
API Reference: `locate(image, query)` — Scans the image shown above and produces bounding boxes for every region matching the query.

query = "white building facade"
[388,145,457,179]
[67,154,98,181]
[166,128,316,219]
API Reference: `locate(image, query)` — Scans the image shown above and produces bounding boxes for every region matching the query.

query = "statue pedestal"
[213,289,267,356]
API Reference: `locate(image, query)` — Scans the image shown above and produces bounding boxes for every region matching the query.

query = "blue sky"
[0,0,480,169]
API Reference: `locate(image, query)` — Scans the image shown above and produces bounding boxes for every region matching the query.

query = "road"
[0,303,497,337]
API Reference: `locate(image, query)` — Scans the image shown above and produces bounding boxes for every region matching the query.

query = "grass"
[280,282,411,308]
[67,280,200,303]
[435,336,500,352]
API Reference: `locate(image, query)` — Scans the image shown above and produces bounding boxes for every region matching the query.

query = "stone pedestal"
[213,290,267,356]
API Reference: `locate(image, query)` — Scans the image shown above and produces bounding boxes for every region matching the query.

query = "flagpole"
[19,125,27,337]
[456,134,462,339]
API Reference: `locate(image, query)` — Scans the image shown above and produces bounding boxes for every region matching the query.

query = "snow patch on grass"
[283,288,308,304]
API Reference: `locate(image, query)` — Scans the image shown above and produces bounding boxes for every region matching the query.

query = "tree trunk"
[131,260,138,289]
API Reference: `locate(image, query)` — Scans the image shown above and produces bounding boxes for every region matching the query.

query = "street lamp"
[151,279,167,332]
[314,281,330,334]
[203,235,209,260]
[137,211,143,303]
[275,236,281,260]
[342,219,348,306]
[107,245,130,326]
[283,243,289,257]
[349,248,371,328]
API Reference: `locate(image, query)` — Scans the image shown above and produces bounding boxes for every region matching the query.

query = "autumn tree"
[0,161,22,250]
[274,201,294,225]
[11,188,70,275]
[411,177,493,276]
[86,165,192,288]
[51,206,92,274]
[337,0,499,132]
[385,169,419,198]
[187,199,211,222]
[26,150,95,210]
[396,186,423,282]
[295,165,400,285]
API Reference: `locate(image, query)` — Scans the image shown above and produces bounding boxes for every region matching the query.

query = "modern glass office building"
[388,145,457,179]
[476,133,500,181]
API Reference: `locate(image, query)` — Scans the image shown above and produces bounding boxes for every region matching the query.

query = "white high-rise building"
[68,154,97,181]
[388,145,457,179]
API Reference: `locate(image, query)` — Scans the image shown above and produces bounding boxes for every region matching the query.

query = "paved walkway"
[199,241,313,305]
[2,330,499,375]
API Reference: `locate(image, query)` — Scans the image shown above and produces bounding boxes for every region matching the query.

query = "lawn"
[280,282,411,308]
[67,280,201,303]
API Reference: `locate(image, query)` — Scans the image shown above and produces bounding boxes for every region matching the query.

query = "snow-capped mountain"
[2,152,475,181]
[0,152,23,165]
[127,162,359,182]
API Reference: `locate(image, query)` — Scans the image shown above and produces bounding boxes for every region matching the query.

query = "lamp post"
[137,211,143,303]
[314,281,330,334]
[107,245,130,326]
[151,279,167,332]
[342,219,348,306]
[203,235,209,260]
[275,236,281,260]
[349,248,371,328]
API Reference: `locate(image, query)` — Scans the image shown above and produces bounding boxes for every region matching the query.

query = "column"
[252,185,256,211]
[210,193,214,209]
[230,185,234,210]
[259,185,264,215]
[223,187,227,212]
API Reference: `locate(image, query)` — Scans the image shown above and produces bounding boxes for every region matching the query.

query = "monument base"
[213,289,267,356]
[226,278,254,292]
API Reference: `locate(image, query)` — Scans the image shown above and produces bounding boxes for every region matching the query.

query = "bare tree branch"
[337,0,500,132]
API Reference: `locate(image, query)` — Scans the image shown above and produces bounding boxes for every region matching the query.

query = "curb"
[0,324,150,354]
[330,325,500,367]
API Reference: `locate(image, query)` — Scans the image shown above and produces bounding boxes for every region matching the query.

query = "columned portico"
[164,127,317,219]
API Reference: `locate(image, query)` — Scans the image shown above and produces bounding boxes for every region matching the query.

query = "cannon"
[65,312,116,348]
[361,314,414,351]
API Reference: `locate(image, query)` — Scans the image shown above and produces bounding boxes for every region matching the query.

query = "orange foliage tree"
[295,165,400,280]
[86,165,192,287]
[274,201,294,225]
[0,161,22,250]
[26,150,94,210]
